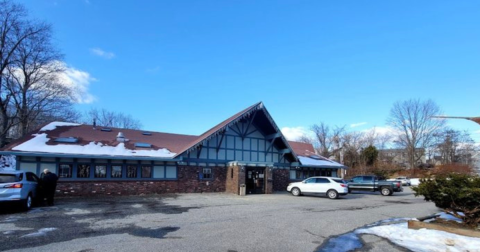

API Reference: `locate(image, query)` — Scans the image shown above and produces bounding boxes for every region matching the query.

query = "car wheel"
[380,187,391,196]
[23,194,33,211]
[291,187,301,196]
[327,190,338,199]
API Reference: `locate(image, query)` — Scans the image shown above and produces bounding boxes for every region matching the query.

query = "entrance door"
[245,167,265,194]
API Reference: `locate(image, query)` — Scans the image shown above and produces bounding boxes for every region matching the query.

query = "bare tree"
[387,99,445,171]
[6,22,75,137]
[310,122,345,159]
[0,0,75,145]
[431,128,476,165]
[84,108,142,130]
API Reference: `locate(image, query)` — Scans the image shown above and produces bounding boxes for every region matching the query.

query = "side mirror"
[349,179,353,182]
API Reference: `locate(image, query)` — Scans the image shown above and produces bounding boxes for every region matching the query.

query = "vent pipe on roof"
[117,132,126,142]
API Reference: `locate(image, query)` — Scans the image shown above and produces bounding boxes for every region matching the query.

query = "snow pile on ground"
[12,133,176,158]
[318,215,480,252]
[356,221,480,252]
[0,155,16,171]
[20,228,57,238]
[410,178,420,186]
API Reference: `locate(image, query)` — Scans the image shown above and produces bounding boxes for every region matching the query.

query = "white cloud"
[350,122,367,128]
[281,126,314,141]
[55,62,96,104]
[90,48,115,59]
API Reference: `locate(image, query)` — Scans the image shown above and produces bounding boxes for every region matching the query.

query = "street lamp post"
[432,116,480,126]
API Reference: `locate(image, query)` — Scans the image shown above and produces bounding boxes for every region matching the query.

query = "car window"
[26,172,38,182]
[352,177,363,183]
[332,179,346,184]
[0,174,21,183]
[316,178,330,183]
[362,176,373,182]
[304,178,316,184]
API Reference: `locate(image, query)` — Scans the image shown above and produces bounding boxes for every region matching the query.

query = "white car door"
[315,178,331,193]
[300,178,317,193]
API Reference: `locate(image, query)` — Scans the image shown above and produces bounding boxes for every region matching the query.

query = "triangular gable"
[174,102,299,163]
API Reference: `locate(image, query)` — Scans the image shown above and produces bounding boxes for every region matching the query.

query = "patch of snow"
[64,208,91,215]
[356,222,480,252]
[21,227,57,238]
[132,204,143,208]
[12,133,176,158]
[317,232,362,252]
[40,122,81,131]
[0,155,16,171]
[410,178,420,186]
[318,214,480,252]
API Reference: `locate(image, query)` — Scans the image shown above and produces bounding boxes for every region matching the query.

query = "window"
[77,164,90,178]
[352,177,363,183]
[304,178,316,184]
[95,165,107,178]
[26,172,39,182]
[127,165,137,178]
[54,137,78,143]
[59,164,72,178]
[316,178,330,183]
[165,166,176,179]
[362,176,373,182]
[203,168,212,179]
[111,165,122,178]
[141,165,152,178]
[153,166,165,179]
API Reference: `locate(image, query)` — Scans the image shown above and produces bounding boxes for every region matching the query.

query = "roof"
[288,141,315,156]
[1,103,346,169]
[2,122,197,159]
[173,102,263,157]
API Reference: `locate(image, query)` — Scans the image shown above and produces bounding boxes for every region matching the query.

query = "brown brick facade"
[225,165,244,194]
[55,166,291,196]
[56,166,227,196]
[273,169,290,192]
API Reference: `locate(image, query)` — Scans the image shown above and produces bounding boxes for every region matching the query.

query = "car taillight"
[4,183,22,188]
[340,184,347,187]
[397,182,401,187]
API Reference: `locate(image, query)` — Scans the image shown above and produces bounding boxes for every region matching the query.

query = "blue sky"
[18,0,480,142]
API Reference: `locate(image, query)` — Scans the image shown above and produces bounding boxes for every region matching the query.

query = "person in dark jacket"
[41,169,58,206]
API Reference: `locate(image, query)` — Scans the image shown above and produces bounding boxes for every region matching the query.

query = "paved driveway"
[0,188,438,252]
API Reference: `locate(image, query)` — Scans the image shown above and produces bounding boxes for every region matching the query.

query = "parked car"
[348,175,403,196]
[287,177,349,199]
[0,170,40,210]
[395,176,411,186]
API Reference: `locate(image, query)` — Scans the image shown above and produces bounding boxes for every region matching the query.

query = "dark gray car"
[0,170,40,210]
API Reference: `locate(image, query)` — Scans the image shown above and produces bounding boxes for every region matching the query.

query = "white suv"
[287,177,349,199]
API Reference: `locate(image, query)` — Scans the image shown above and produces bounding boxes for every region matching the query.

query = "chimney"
[93,118,96,130]
[116,132,125,142]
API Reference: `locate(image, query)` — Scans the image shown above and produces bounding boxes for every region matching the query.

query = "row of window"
[58,164,176,179]
[289,169,336,180]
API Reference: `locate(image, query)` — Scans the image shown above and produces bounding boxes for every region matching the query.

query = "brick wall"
[56,166,227,196]
[225,165,243,194]
[273,169,290,191]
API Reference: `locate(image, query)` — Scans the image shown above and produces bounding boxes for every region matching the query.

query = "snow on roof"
[298,156,345,168]
[12,133,176,158]
[40,122,81,131]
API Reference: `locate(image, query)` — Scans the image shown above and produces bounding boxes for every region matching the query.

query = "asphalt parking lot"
[0,187,439,252]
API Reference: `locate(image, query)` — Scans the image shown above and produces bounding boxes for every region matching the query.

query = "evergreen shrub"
[412,173,480,228]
